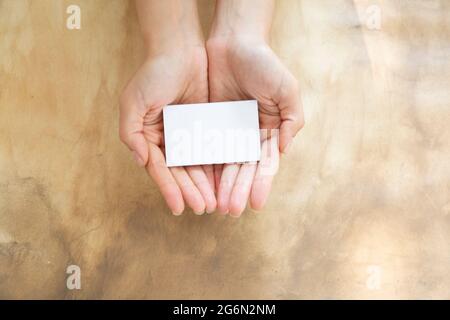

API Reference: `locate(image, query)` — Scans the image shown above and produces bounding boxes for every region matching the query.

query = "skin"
[120,0,304,217]
[120,0,216,215]
[207,0,304,217]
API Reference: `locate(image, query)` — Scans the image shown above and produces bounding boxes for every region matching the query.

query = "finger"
[186,166,217,214]
[119,95,149,167]
[146,144,184,215]
[170,166,206,215]
[216,164,240,214]
[214,164,223,194]
[250,135,280,210]
[278,76,304,154]
[229,162,257,217]
[203,165,215,192]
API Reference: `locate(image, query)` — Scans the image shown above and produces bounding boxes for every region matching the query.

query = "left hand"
[207,35,304,216]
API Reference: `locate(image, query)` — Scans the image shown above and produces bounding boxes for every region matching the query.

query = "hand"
[207,36,304,216]
[119,46,216,215]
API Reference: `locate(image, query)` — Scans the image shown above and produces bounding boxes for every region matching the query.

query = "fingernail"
[283,141,293,154]
[132,151,145,167]
[193,208,206,216]
[172,210,182,216]
[218,208,228,215]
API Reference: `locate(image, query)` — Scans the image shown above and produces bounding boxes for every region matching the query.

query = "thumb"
[278,76,304,154]
[119,97,149,167]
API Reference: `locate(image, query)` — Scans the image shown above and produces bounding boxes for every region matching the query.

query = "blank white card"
[163,100,261,167]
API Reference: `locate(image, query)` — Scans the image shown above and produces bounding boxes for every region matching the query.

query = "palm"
[135,51,208,149]
[209,39,297,133]
[120,47,216,215]
[207,37,301,216]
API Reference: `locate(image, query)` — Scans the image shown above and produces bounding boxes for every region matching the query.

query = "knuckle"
[148,158,165,170]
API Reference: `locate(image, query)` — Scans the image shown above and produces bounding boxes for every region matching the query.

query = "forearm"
[209,0,274,40]
[135,0,204,56]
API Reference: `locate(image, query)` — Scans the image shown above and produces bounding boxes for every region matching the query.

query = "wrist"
[209,0,274,41]
[136,0,205,57]
[206,35,267,59]
[141,18,204,58]
[144,36,205,59]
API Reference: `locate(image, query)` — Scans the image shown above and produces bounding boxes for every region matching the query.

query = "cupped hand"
[119,47,216,215]
[207,36,304,217]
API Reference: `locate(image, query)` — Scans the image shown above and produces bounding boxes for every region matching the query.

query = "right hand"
[119,46,216,215]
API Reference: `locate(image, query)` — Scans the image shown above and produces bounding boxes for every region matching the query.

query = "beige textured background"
[1,0,449,299]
